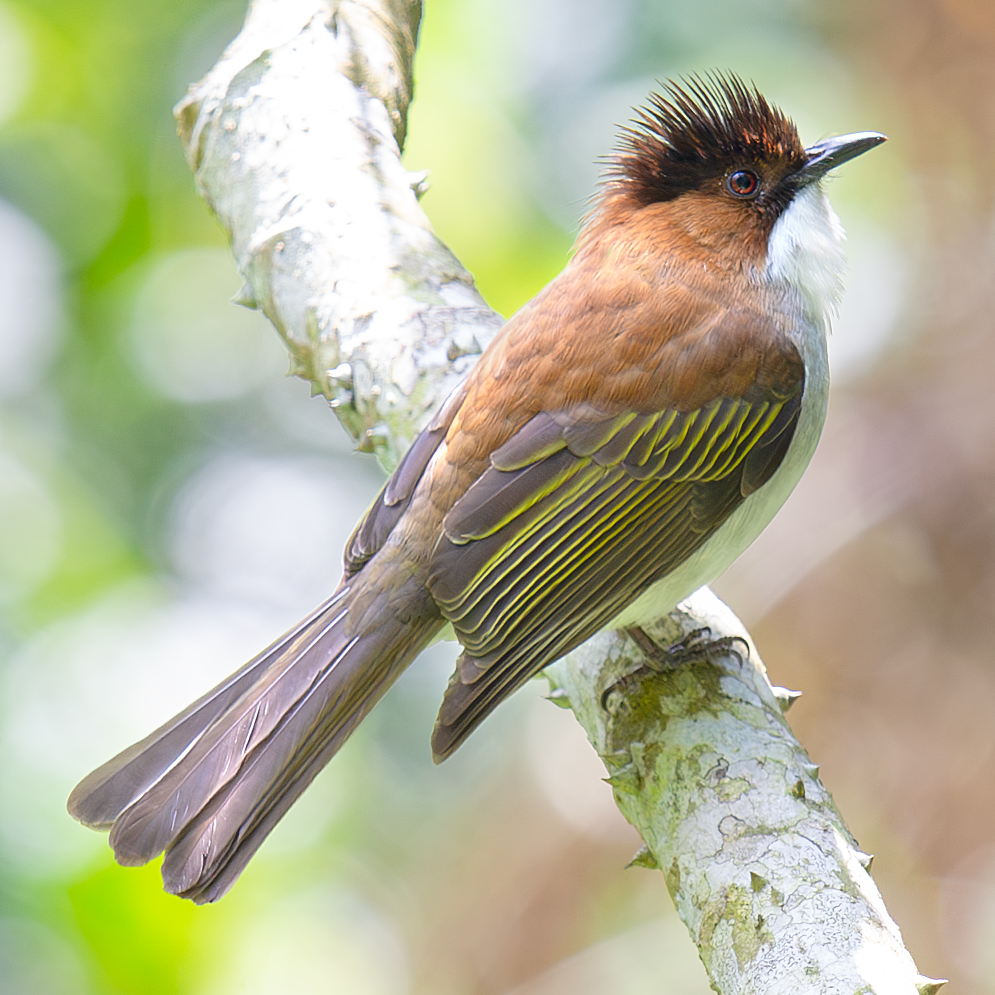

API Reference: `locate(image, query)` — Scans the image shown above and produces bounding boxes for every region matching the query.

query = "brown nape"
[606,72,807,207]
[581,187,775,271]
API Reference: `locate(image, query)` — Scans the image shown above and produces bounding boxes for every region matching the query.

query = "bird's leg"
[600,625,749,710]
[628,624,749,669]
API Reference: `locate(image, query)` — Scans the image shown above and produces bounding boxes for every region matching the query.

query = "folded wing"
[428,350,803,761]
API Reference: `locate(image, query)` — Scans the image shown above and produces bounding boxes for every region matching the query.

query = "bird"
[68,73,885,903]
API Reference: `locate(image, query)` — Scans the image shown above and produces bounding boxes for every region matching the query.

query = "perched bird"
[68,74,885,902]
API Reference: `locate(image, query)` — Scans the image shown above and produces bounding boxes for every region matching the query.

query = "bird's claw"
[600,625,749,711]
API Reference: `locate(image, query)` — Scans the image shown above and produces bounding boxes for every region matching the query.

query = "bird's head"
[600,73,885,279]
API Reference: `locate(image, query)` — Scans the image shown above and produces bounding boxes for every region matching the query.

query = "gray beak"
[800,131,887,183]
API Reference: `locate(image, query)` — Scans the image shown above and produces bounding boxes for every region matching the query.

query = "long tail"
[68,580,438,903]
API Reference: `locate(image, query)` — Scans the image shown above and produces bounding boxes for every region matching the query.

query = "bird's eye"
[727,170,760,198]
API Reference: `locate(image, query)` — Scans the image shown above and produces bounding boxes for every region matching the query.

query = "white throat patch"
[764,183,846,328]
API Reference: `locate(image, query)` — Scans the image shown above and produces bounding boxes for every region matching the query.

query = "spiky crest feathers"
[607,73,807,207]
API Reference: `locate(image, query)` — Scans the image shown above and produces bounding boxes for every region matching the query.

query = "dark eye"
[727,170,760,198]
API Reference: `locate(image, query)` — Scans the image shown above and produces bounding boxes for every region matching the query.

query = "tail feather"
[67,590,349,831]
[106,599,355,866]
[164,626,413,902]
[68,581,439,901]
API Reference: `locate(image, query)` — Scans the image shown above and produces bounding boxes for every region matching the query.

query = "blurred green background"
[1,0,994,991]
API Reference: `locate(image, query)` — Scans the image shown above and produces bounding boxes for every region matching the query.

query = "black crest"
[609,73,806,205]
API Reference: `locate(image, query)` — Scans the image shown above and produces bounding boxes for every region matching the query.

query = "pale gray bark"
[174,1,942,991]
[175,0,501,468]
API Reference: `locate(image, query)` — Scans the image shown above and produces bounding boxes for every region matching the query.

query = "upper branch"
[175,0,502,468]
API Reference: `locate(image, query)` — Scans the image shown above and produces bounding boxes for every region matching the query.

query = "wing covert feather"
[428,338,805,759]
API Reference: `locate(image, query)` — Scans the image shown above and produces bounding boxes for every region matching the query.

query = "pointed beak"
[799,131,887,184]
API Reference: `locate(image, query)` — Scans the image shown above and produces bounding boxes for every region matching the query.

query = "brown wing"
[344,384,467,576]
[427,358,803,761]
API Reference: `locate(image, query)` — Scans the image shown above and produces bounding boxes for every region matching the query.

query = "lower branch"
[547,588,940,993]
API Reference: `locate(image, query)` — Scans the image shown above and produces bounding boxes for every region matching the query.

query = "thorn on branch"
[407,169,430,198]
[544,687,572,709]
[771,685,802,711]
[627,845,660,870]
[231,283,257,309]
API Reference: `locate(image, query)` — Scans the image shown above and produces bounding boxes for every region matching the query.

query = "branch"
[174,0,502,469]
[548,589,938,993]
[174,2,941,990]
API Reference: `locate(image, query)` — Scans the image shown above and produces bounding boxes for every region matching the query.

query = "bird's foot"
[634,625,749,670]
[600,626,749,710]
